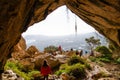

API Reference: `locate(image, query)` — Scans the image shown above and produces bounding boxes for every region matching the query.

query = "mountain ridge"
[22,32,107,52]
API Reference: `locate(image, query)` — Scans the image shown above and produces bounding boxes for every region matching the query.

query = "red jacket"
[40,66,51,76]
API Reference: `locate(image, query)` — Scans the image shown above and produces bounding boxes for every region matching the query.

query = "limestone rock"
[55,54,69,63]
[12,51,30,60]
[13,37,26,52]
[87,65,113,80]
[60,72,76,80]
[11,37,30,60]
[10,38,60,71]
[19,58,35,71]
[34,53,60,69]
[2,70,24,80]
[26,45,39,56]
[60,73,70,80]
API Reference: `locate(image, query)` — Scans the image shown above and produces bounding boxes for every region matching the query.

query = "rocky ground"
[3,51,120,80]
[2,38,120,80]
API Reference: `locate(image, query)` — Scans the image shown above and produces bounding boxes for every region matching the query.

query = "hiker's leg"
[45,75,48,80]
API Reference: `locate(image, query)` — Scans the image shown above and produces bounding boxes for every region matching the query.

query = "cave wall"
[0,0,120,73]
[0,0,37,71]
[0,0,64,72]
[65,0,120,47]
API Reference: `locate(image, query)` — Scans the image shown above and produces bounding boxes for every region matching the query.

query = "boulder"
[19,58,35,71]
[54,54,69,63]
[60,72,76,80]
[11,37,30,60]
[12,51,30,60]
[2,70,24,80]
[90,65,112,79]
[34,53,60,69]
[26,45,40,57]
[60,73,70,80]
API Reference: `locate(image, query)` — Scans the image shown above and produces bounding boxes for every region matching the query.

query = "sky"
[22,6,95,36]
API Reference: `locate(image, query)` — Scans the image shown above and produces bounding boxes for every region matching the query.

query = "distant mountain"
[22,32,107,52]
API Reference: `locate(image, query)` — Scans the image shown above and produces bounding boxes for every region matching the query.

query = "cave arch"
[0,0,120,77]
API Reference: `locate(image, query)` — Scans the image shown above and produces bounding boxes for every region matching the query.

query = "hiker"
[75,50,79,55]
[85,51,88,54]
[90,50,94,56]
[40,60,52,80]
[79,50,83,57]
[58,45,62,54]
[70,48,73,51]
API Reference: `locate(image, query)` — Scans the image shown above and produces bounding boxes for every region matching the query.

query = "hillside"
[22,32,107,52]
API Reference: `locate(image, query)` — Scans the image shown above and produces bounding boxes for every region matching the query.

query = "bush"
[89,56,111,63]
[67,56,85,65]
[4,60,40,80]
[4,61,30,79]
[56,63,86,79]
[99,58,111,63]
[68,55,91,70]
[59,64,68,70]
[66,63,86,79]
[116,58,120,64]
[4,60,23,71]
[28,70,40,79]
[55,64,68,76]
[89,56,97,62]
[55,69,66,76]
[95,46,112,59]
[56,56,90,79]
[13,68,30,80]
[44,45,58,53]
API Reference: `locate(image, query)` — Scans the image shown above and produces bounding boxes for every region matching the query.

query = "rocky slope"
[11,37,60,70]
[3,39,120,80]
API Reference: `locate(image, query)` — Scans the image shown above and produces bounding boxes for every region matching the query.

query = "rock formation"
[2,70,24,80]
[0,0,120,78]
[10,36,60,71]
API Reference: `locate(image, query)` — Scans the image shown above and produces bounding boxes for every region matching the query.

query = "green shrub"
[4,61,17,70]
[56,56,90,79]
[4,61,30,79]
[13,68,30,80]
[89,56,97,62]
[55,64,68,76]
[4,60,40,80]
[95,46,112,59]
[59,64,68,70]
[99,58,111,63]
[28,70,40,79]
[89,56,111,63]
[68,56,85,65]
[56,63,86,79]
[44,45,58,53]
[55,69,66,76]
[4,60,23,70]
[84,63,91,70]
[68,55,91,70]
[66,63,86,79]
[116,58,120,64]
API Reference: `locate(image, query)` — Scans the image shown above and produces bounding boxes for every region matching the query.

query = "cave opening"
[22,5,107,53]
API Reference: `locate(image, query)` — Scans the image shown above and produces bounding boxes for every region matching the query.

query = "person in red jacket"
[40,60,52,80]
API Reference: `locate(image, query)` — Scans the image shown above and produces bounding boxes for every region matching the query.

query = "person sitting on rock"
[40,60,52,80]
